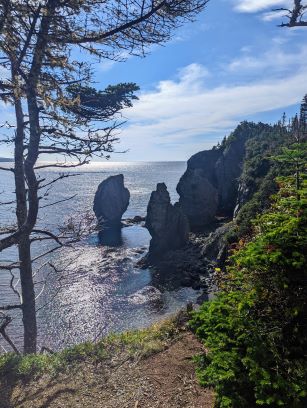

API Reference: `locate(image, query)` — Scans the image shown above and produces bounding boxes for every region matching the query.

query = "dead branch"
[31,245,63,263]
[0,166,14,172]
[0,304,22,310]
[40,346,54,354]
[34,160,89,170]
[9,270,22,303]
[276,0,307,27]
[0,199,16,205]
[40,194,77,209]
[38,173,80,190]
[0,312,20,354]
[0,262,20,271]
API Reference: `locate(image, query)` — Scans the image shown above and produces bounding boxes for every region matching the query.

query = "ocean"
[0,161,201,352]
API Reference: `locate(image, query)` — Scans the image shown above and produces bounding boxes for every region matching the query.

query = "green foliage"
[233,123,292,237]
[274,142,307,167]
[66,83,139,120]
[213,121,273,152]
[234,171,278,238]
[190,156,307,407]
[191,291,257,407]
[224,121,273,148]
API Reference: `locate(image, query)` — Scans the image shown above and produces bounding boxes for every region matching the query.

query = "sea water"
[0,162,201,352]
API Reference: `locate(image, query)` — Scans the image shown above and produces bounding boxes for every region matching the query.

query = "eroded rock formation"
[145,183,189,261]
[177,124,250,230]
[176,168,218,229]
[93,174,130,227]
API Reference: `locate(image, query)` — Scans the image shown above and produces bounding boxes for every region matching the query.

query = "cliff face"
[146,183,189,261]
[143,122,283,283]
[176,167,218,229]
[176,122,270,230]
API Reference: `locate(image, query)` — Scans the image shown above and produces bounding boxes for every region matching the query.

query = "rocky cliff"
[145,183,189,261]
[142,121,285,294]
[176,122,271,230]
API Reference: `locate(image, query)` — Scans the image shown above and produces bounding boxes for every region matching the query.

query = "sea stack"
[145,183,189,261]
[93,174,130,228]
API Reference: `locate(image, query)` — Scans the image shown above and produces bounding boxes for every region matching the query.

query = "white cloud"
[98,51,130,73]
[99,59,117,73]
[240,45,252,53]
[261,10,287,21]
[226,44,307,73]
[178,63,210,82]
[234,0,290,13]
[117,45,306,160]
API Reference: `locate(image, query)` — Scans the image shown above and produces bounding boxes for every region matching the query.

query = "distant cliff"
[143,121,290,276]
[176,121,284,232]
[0,157,13,162]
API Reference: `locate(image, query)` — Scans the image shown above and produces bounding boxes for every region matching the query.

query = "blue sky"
[1,0,306,161]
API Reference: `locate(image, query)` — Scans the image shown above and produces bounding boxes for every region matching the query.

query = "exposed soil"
[1,333,214,408]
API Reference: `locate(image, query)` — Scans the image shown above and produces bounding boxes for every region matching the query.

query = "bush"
[190,172,307,407]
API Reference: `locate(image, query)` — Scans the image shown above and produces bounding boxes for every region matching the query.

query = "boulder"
[200,221,234,263]
[93,174,130,227]
[145,183,189,261]
[128,286,162,307]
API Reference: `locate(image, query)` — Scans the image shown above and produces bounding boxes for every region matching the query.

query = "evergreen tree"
[0,0,209,354]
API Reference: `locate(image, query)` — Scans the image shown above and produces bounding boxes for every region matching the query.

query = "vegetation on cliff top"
[0,314,183,380]
[217,120,294,241]
[190,130,307,407]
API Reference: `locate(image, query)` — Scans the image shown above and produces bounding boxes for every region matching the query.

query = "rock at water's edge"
[145,183,189,261]
[93,174,130,227]
[177,128,248,230]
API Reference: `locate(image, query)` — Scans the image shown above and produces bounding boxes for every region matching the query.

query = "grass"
[0,313,185,381]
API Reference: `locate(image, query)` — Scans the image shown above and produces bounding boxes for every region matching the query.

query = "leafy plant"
[190,140,307,407]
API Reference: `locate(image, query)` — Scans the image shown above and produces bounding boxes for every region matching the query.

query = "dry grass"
[0,314,214,408]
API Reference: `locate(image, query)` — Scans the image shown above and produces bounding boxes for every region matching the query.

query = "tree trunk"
[13,70,37,354]
[18,236,37,354]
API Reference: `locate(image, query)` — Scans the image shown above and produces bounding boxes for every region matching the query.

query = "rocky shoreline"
[93,123,274,306]
[133,217,233,303]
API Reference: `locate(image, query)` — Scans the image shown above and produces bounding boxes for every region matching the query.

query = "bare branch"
[31,229,64,246]
[0,312,20,354]
[38,173,80,190]
[31,245,63,263]
[9,270,22,303]
[0,304,22,311]
[277,0,307,27]
[40,194,77,209]
[0,166,14,172]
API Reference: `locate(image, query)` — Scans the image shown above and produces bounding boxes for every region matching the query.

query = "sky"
[0,0,306,161]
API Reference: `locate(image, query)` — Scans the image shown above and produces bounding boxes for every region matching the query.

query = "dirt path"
[1,333,214,408]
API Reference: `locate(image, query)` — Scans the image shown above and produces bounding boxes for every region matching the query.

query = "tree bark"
[12,65,37,354]
[18,235,37,354]
[10,2,56,353]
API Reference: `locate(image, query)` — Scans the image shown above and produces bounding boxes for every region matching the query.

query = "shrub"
[190,171,307,407]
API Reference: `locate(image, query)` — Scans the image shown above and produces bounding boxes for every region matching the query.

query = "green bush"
[190,171,307,407]
[234,123,292,237]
